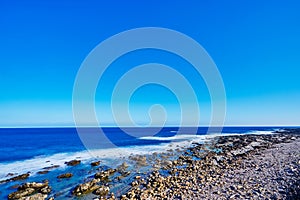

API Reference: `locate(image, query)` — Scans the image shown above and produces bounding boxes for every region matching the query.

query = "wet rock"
[8,181,51,200]
[0,173,30,184]
[57,173,73,179]
[6,173,15,177]
[94,186,110,196]
[37,170,49,175]
[95,169,116,181]
[20,193,48,200]
[42,165,60,170]
[72,178,100,196]
[8,188,35,199]
[91,161,101,167]
[117,162,129,172]
[129,155,147,166]
[65,160,81,166]
[18,182,49,190]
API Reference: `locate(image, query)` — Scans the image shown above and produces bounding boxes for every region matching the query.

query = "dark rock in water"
[0,173,30,184]
[72,178,100,196]
[65,160,81,166]
[6,173,15,177]
[37,170,49,175]
[91,160,101,167]
[10,173,30,181]
[57,173,73,179]
[42,165,60,170]
[8,181,51,200]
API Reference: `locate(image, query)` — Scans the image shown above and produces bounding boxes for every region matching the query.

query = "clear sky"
[0,0,299,127]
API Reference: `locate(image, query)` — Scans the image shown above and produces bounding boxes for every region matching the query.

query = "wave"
[247,130,274,135]
[139,134,204,141]
[0,141,188,181]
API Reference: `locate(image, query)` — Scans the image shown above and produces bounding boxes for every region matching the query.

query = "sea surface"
[0,126,290,199]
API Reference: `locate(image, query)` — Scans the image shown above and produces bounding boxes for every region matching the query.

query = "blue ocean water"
[0,126,279,163]
[0,126,288,199]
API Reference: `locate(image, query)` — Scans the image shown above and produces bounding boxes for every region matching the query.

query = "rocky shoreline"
[3,128,300,199]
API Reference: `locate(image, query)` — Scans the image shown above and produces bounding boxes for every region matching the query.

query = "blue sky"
[0,0,299,127]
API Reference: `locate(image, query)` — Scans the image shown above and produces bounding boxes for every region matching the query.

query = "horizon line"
[0,125,299,129]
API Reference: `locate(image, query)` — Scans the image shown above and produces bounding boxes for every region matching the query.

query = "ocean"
[0,126,286,199]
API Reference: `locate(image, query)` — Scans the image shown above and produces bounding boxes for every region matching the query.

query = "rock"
[94,186,110,196]
[8,188,35,199]
[95,169,116,181]
[91,161,101,167]
[72,179,100,196]
[37,170,49,175]
[11,173,30,181]
[57,173,73,179]
[249,141,262,147]
[40,186,51,194]
[18,182,48,190]
[214,155,225,162]
[20,193,47,200]
[117,162,129,172]
[0,173,30,184]
[231,145,254,156]
[6,173,15,177]
[129,155,147,166]
[65,160,81,166]
[8,181,50,200]
[42,165,60,170]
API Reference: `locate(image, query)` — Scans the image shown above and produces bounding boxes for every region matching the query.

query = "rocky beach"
[2,128,300,200]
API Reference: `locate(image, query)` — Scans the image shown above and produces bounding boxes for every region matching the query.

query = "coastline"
[1,128,300,199]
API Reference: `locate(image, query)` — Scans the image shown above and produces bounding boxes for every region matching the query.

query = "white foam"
[247,130,274,135]
[139,134,207,141]
[0,151,94,181]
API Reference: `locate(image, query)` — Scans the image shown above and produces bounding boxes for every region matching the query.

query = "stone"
[0,173,30,184]
[65,160,81,166]
[37,170,49,175]
[94,186,110,196]
[57,173,73,179]
[95,169,116,181]
[19,193,48,200]
[117,162,129,172]
[6,173,15,177]
[42,165,60,170]
[8,181,50,200]
[91,161,101,167]
[8,188,35,199]
[72,179,100,196]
